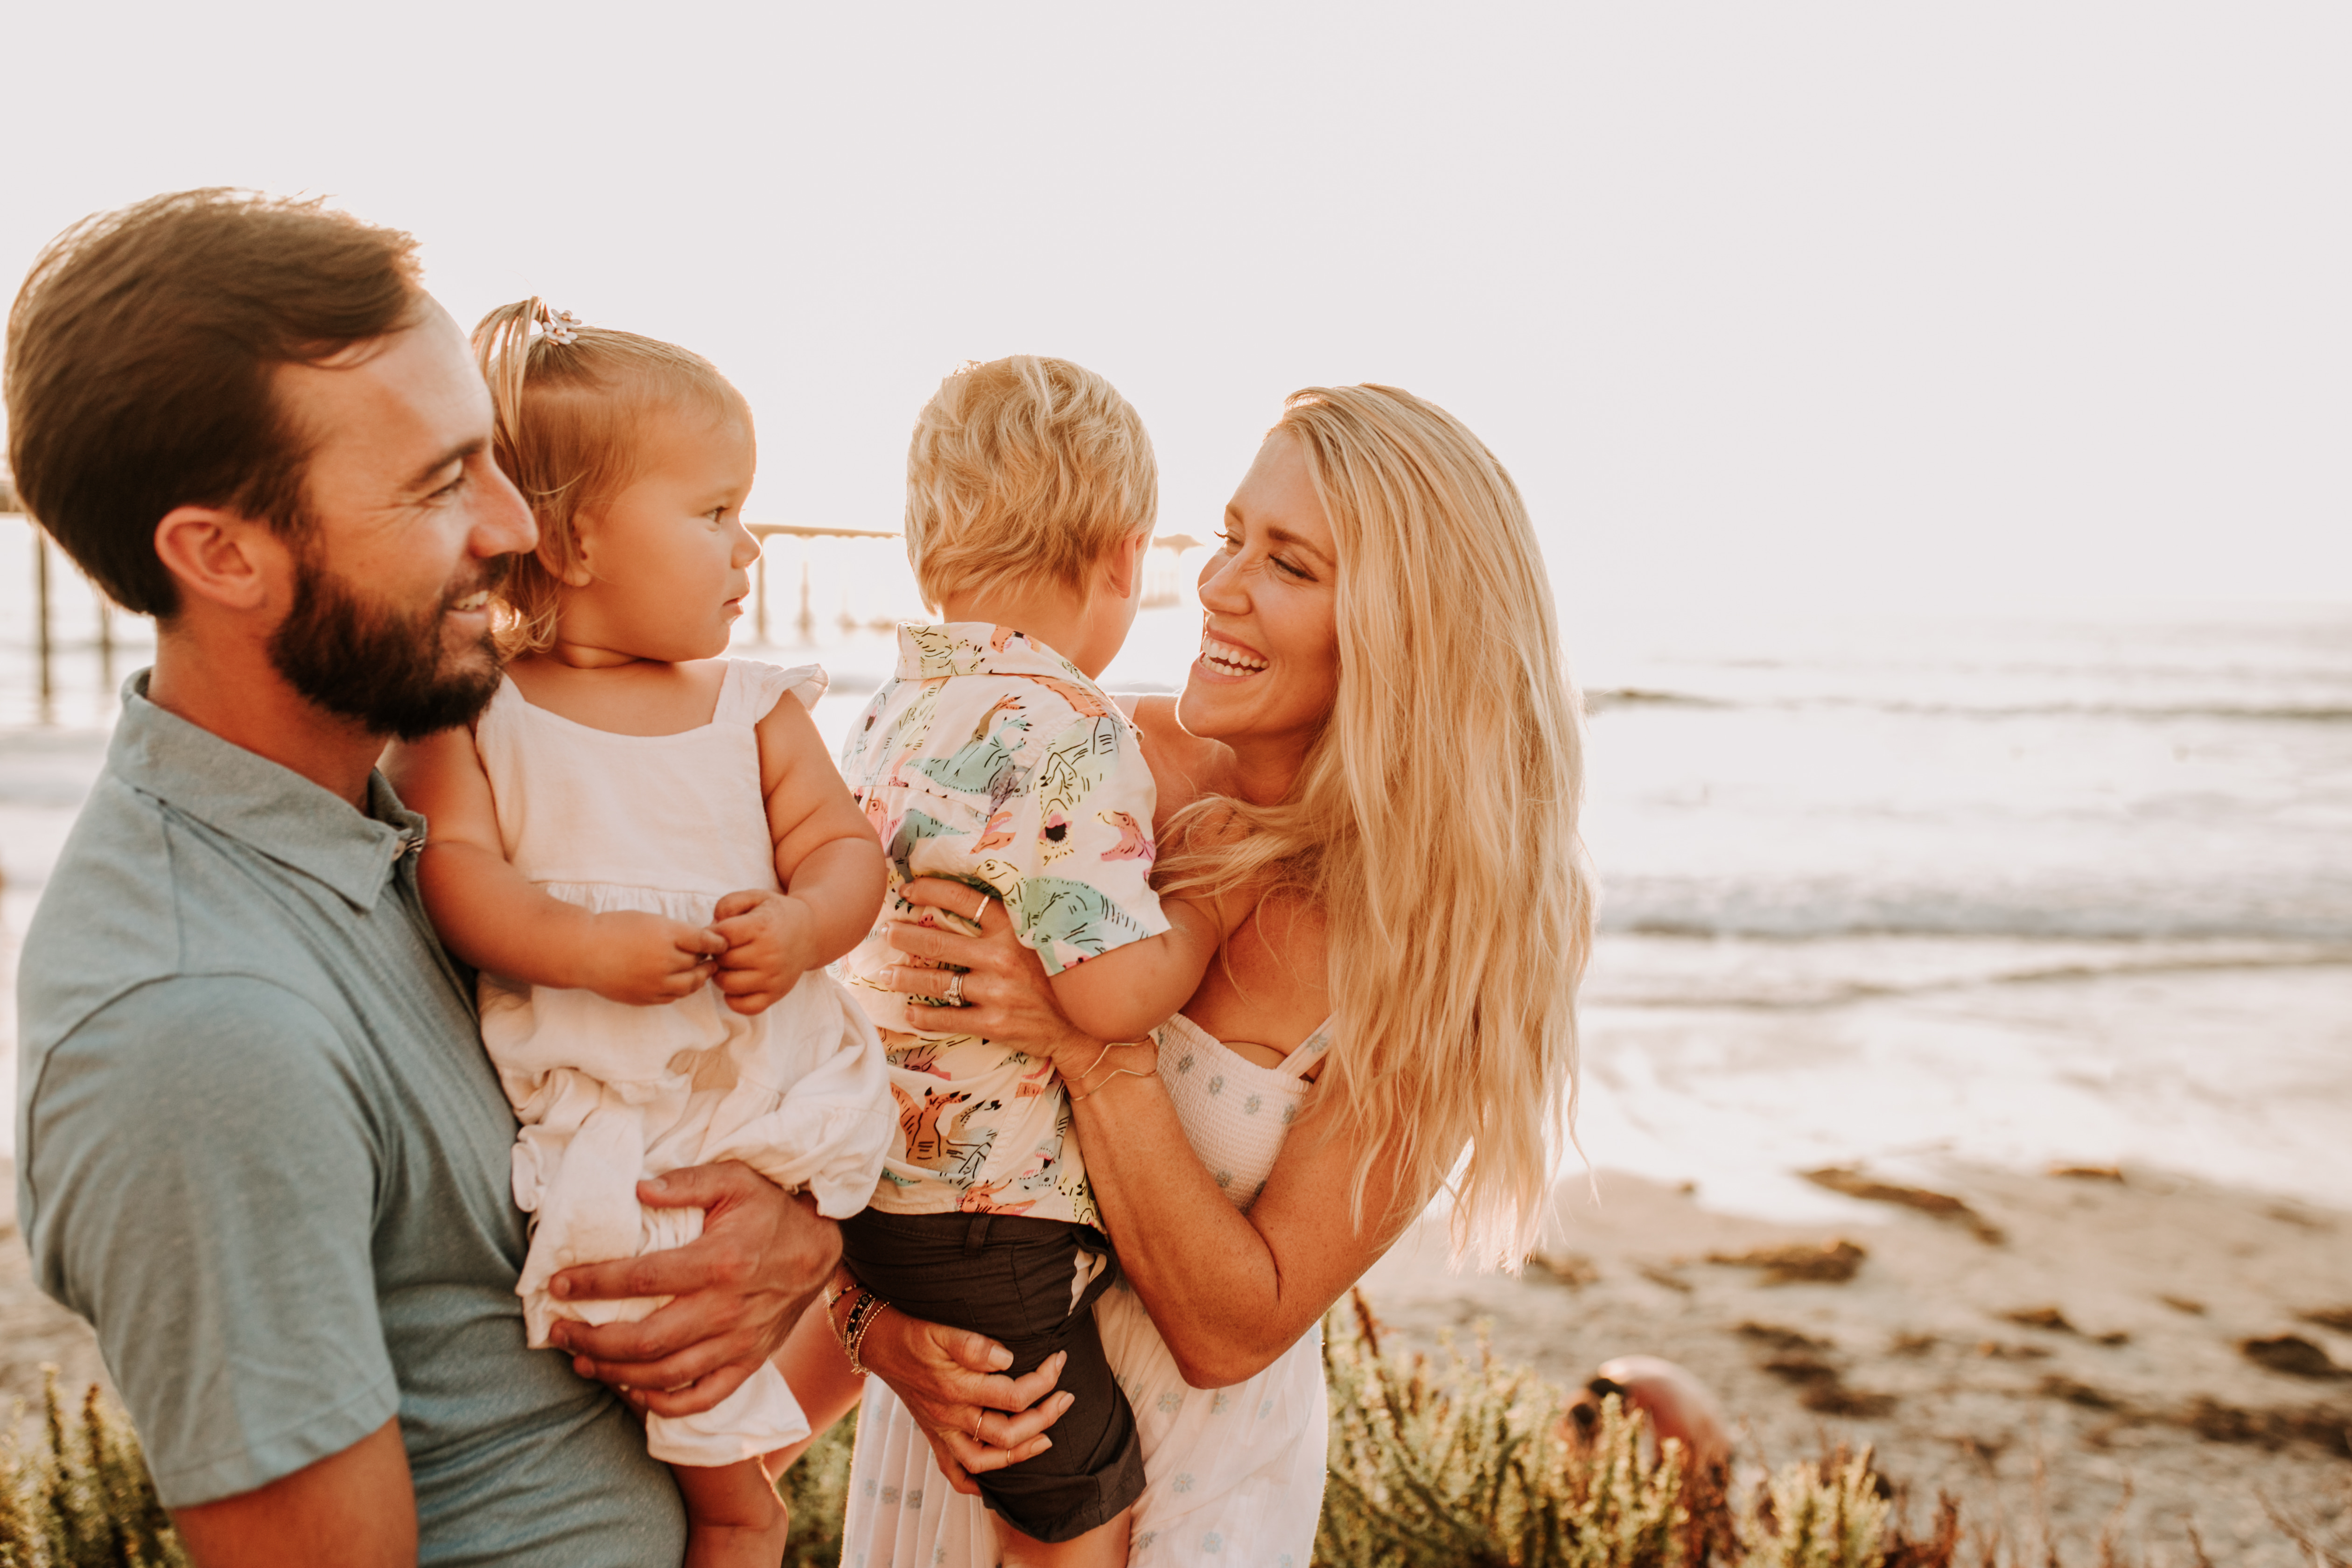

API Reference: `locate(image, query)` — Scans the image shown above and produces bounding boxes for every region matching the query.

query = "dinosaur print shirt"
[837,623,1169,1222]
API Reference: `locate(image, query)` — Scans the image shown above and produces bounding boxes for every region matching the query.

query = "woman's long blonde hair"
[1158,385,1593,1270]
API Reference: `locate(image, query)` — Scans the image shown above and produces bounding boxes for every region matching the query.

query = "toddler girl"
[391,300,892,1568]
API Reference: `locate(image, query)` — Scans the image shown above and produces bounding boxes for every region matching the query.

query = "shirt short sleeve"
[21,975,399,1507]
[1006,710,1172,974]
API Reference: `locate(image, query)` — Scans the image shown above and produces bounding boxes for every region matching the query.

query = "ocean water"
[4,516,2346,1220]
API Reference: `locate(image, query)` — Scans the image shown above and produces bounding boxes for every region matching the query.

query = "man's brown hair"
[3,189,424,617]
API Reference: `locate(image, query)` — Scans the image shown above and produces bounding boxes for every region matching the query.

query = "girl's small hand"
[584,910,724,1006]
[711,889,819,1016]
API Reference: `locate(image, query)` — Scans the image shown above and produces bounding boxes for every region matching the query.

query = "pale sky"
[3,2,2346,612]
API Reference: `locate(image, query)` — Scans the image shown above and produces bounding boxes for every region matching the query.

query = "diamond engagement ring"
[945,972,966,1006]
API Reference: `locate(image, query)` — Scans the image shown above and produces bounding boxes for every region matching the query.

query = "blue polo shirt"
[14,673,686,1565]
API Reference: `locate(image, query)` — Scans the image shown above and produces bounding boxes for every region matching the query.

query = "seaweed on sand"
[1800,1169,2005,1246]
[1706,1241,1869,1285]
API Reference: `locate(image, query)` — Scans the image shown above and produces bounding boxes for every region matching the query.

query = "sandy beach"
[1362,1163,2352,1564]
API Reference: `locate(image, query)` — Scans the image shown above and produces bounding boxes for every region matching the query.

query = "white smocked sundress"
[839,1014,1333,1568]
[472,659,891,1467]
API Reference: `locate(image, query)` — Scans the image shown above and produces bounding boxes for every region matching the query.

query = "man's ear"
[153,506,294,614]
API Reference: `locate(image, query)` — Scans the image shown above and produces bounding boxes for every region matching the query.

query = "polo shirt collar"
[105,670,423,913]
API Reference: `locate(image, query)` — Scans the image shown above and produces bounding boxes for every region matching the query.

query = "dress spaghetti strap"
[1282,1019,1336,1080]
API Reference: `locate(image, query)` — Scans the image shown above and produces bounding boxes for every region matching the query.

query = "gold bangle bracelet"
[1068,1060,1158,1103]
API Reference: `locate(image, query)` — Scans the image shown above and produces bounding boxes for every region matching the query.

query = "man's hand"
[172,1419,414,1568]
[709,889,820,1015]
[547,1161,839,1416]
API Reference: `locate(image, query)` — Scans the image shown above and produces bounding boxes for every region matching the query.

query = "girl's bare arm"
[708,696,889,1015]
[386,728,721,1003]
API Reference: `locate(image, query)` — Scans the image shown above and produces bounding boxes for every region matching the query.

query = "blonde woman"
[785,384,1592,1566]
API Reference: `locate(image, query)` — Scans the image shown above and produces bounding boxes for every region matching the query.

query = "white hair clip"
[540,308,583,346]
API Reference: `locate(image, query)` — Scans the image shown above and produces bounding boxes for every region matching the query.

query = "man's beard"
[269,545,510,742]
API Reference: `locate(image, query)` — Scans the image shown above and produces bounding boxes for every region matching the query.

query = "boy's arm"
[1044,892,1229,1043]
[385,728,722,1005]
[711,695,889,1015]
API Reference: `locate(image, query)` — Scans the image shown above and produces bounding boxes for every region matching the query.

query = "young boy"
[829,356,1224,1561]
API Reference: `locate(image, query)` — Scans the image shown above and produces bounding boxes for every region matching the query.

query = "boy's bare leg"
[672,1458,791,1568]
[996,1505,1132,1568]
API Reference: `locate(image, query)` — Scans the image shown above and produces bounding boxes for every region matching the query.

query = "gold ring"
[972,1416,984,1444]
[971,889,991,924]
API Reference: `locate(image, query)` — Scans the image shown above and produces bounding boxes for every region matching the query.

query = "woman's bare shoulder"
[1183,889,1330,1057]
[1129,695,1228,811]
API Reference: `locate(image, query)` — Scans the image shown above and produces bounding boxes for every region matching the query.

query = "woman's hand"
[546,1162,838,1416]
[887,878,1102,1072]
[854,1306,1073,1495]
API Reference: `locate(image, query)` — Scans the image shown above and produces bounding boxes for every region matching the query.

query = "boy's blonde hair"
[472,298,750,655]
[903,356,1156,611]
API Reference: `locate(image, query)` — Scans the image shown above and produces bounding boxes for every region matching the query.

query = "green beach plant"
[777,1405,857,1568]
[0,1370,182,1568]
[1738,1450,1889,1568]
[1315,1289,1690,1566]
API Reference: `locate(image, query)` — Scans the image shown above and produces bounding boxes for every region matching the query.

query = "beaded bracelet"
[827,1281,885,1372]
[842,1293,889,1376]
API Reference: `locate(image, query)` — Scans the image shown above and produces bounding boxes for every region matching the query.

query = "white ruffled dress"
[840,1014,1332,1567]
[472,659,891,1466]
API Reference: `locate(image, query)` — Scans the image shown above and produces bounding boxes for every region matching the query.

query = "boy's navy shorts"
[840,1208,1143,1543]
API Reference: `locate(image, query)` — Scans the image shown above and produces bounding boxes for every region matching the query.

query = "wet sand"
[1362,1162,2352,1564]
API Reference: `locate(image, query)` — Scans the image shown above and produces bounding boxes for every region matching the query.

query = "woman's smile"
[1195,628,1270,680]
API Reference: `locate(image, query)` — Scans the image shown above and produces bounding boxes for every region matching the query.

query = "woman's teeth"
[449,590,491,612]
[1199,635,1267,676]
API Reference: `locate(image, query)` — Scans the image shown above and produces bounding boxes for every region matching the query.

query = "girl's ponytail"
[472,297,539,474]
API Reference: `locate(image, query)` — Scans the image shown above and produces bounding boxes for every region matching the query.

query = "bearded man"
[6,189,838,1566]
